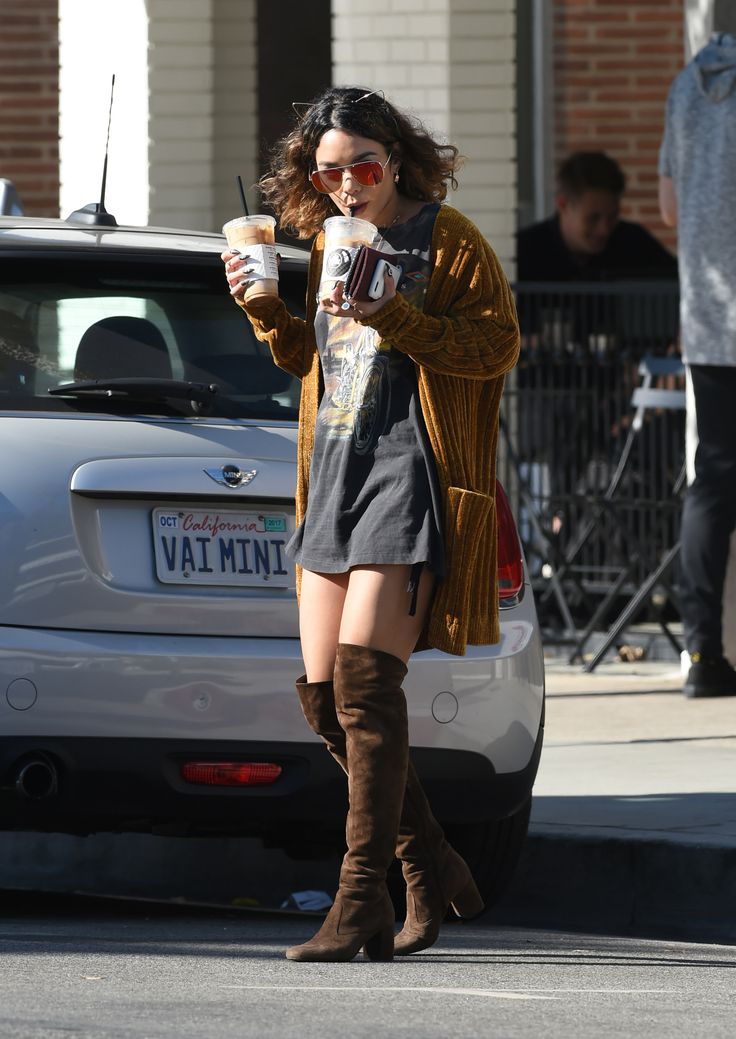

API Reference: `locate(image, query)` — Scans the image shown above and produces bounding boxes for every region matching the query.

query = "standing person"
[222,86,520,961]
[659,26,736,698]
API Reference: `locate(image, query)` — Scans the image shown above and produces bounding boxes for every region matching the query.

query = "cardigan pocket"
[428,485,495,656]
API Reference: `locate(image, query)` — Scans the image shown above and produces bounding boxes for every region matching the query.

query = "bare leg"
[299,568,349,681]
[291,563,480,960]
[299,563,434,677]
[339,563,435,662]
[288,564,427,961]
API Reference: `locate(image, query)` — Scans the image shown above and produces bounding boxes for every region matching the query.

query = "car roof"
[0,215,310,263]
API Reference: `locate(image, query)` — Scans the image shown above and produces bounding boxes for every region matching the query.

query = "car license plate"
[152,508,293,587]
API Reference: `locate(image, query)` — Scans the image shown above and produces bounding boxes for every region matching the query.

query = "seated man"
[512,155,681,600]
[516,151,678,282]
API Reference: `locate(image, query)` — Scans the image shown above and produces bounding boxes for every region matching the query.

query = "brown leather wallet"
[343,244,384,303]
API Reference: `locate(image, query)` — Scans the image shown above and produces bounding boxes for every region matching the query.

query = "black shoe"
[683,655,736,698]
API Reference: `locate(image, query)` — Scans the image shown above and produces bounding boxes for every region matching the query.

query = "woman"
[222,86,519,962]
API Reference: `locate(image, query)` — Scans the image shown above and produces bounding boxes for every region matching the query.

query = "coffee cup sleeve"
[240,244,279,283]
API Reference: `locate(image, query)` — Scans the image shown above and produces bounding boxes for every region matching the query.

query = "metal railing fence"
[500,280,684,637]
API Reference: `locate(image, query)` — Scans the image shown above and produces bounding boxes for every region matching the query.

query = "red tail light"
[496,479,524,602]
[181,762,282,787]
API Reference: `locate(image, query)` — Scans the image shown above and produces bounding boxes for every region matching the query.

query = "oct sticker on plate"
[152,509,292,587]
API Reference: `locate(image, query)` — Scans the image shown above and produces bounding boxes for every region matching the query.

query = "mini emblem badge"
[204,464,258,489]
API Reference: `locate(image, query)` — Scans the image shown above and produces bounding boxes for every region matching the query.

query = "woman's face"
[313,129,400,226]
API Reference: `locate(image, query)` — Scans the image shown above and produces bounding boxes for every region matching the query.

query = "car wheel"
[387,795,533,919]
[445,795,532,910]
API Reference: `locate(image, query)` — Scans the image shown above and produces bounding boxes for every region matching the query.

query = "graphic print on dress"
[316,218,435,458]
[319,320,391,456]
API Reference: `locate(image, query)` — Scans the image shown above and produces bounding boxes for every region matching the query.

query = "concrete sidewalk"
[495,652,736,943]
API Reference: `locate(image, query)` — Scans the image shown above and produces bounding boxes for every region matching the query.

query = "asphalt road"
[0,893,734,1039]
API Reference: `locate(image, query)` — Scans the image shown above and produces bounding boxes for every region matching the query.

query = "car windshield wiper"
[47,378,292,419]
[49,378,218,404]
[48,378,224,414]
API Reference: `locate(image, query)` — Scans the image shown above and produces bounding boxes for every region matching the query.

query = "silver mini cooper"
[0,212,544,906]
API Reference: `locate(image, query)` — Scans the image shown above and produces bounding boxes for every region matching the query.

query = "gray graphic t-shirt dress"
[287,202,445,587]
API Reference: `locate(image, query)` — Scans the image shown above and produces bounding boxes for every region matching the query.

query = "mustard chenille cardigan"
[239,204,520,656]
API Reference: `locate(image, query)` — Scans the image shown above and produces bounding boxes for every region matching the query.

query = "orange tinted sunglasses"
[309,152,393,194]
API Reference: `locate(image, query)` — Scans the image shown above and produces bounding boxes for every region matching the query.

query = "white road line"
[220,985,677,999]
[220,985,555,1000]
[503,989,676,995]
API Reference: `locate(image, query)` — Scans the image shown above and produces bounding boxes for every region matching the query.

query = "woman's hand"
[221,248,281,301]
[318,267,398,320]
[221,248,251,300]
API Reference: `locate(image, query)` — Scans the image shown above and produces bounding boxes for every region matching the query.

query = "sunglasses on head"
[309,152,393,194]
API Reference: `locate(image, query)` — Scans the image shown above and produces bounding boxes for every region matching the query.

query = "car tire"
[387,795,532,919]
[445,795,532,911]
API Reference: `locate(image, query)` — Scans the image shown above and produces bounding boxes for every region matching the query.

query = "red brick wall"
[0,0,59,217]
[553,0,684,251]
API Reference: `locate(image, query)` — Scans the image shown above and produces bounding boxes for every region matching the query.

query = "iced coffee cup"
[222,215,279,302]
[319,215,378,301]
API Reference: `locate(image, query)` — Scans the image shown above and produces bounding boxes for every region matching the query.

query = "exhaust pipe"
[15,756,58,800]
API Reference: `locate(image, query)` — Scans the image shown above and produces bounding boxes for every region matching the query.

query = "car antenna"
[67,74,118,227]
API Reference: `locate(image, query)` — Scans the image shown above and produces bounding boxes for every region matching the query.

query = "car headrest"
[0,309,38,393]
[75,316,172,381]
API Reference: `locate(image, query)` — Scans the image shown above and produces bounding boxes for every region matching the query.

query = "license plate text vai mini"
[152,509,292,586]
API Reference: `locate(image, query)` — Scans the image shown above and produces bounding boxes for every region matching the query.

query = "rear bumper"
[0,728,543,839]
[0,612,544,838]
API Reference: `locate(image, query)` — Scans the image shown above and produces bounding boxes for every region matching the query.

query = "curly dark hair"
[259,86,462,238]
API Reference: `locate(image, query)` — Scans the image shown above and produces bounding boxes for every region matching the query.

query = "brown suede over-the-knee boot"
[286,644,409,962]
[294,666,483,956]
[295,676,346,768]
[392,773,483,954]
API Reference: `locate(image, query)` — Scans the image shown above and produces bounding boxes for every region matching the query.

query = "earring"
[394,172,399,183]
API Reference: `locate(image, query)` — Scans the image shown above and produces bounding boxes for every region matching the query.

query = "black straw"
[236,176,249,217]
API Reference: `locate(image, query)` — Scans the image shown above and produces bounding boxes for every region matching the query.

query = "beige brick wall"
[148,0,215,229]
[147,0,257,232]
[332,0,451,130]
[212,0,258,233]
[449,0,516,266]
[332,0,517,272]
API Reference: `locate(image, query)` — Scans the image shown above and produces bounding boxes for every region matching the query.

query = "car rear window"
[0,252,305,420]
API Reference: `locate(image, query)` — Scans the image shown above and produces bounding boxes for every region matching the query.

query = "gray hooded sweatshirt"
[659,33,736,365]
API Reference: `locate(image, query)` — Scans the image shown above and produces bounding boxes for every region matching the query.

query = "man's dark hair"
[557,152,626,200]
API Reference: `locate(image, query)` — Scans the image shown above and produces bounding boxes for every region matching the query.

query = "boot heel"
[450,877,484,920]
[363,924,395,962]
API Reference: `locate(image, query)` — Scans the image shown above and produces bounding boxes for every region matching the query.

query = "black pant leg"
[679,365,736,657]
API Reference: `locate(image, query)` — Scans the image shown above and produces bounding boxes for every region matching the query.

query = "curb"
[491,831,736,945]
[2,829,735,946]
